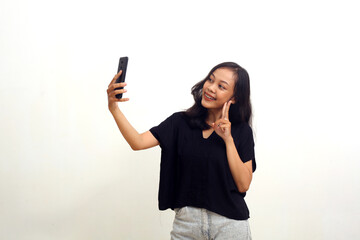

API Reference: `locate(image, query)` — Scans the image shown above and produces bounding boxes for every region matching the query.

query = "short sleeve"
[236,124,256,172]
[149,112,180,150]
[149,112,182,210]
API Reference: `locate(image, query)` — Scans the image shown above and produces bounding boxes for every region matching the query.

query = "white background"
[1,0,360,239]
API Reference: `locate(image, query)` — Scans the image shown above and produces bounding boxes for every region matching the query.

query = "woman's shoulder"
[232,122,253,139]
[169,111,196,130]
[161,111,188,126]
[232,121,251,129]
[167,111,186,121]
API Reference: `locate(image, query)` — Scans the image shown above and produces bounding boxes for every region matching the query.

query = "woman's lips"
[204,92,216,101]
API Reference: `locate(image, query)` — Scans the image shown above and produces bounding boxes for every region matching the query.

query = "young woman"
[107,62,256,240]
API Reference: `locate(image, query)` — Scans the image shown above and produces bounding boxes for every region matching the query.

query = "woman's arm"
[224,138,253,193]
[107,71,159,151]
[212,101,253,192]
[110,108,159,150]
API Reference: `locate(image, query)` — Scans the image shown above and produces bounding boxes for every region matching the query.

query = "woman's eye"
[219,85,225,89]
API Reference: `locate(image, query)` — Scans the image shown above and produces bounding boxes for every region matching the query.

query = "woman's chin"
[201,99,220,110]
[201,99,210,109]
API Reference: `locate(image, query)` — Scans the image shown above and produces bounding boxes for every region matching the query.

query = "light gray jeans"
[170,206,252,240]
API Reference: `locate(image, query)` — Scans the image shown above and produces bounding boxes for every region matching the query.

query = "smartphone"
[115,56,128,99]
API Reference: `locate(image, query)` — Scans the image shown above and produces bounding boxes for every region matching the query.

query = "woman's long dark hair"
[184,62,252,130]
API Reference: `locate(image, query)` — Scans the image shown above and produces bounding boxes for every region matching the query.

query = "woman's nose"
[208,83,216,93]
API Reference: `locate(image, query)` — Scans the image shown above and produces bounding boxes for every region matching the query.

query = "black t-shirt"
[150,112,256,220]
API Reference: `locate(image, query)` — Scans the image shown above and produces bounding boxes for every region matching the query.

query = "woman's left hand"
[212,100,234,143]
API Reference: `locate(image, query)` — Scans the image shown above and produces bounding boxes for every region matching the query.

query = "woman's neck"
[206,109,222,125]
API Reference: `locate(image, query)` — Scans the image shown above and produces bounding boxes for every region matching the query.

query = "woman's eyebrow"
[220,80,229,86]
[211,74,229,85]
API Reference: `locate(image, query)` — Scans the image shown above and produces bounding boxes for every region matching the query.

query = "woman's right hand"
[107,70,129,112]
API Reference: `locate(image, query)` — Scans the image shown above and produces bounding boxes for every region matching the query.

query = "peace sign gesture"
[212,100,234,143]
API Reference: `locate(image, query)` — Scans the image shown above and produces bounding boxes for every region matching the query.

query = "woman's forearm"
[110,107,159,150]
[110,108,159,150]
[110,107,145,150]
[225,138,253,193]
[107,71,158,151]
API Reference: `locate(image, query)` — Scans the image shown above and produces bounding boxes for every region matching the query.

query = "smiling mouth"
[204,92,216,101]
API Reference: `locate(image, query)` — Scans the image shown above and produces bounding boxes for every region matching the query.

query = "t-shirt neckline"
[201,129,215,140]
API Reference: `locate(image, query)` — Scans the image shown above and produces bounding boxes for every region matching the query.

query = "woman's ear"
[230,96,236,104]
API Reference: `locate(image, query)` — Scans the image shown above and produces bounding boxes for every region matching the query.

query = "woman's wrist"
[224,136,234,146]
[109,104,120,114]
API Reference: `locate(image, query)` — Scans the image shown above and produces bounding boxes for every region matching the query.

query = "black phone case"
[115,56,128,99]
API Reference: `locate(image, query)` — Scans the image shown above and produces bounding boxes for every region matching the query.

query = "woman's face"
[201,67,236,111]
